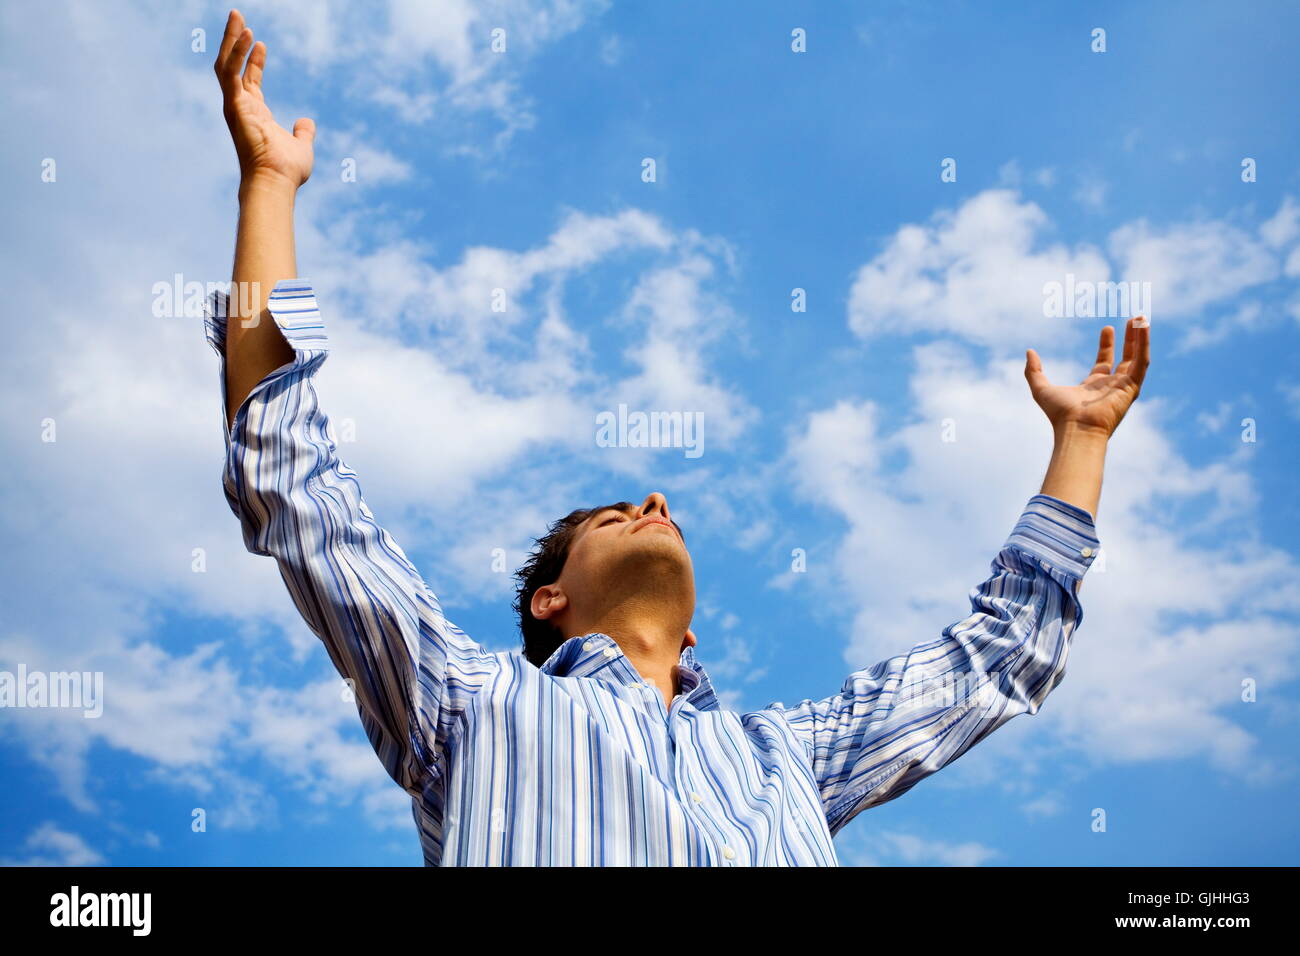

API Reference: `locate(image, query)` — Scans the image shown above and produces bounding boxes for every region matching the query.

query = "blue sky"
[2,0,1298,866]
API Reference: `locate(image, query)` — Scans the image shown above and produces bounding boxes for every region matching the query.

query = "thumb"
[293,117,316,143]
[1024,348,1050,392]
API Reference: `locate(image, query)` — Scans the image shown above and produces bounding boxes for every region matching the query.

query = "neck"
[579,606,692,706]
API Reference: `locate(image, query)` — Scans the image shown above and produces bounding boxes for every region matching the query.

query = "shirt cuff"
[202,278,330,431]
[1004,493,1102,583]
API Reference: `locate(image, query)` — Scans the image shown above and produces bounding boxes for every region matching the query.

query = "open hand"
[1025,317,1151,437]
[214,9,314,188]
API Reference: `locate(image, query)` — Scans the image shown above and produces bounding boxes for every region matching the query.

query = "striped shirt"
[204,279,1102,866]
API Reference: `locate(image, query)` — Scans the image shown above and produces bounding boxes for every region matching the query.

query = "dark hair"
[514,503,631,667]
[513,501,685,667]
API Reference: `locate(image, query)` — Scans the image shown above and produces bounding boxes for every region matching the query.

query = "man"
[206,10,1149,866]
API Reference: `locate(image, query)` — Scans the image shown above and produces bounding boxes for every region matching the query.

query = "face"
[532,492,695,635]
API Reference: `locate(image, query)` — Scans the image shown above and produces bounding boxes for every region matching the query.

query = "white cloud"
[1109,218,1278,319]
[603,253,757,453]
[599,34,623,66]
[839,829,999,867]
[241,680,392,792]
[1280,382,1300,419]
[1021,793,1064,819]
[1261,196,1300,248]
[1176,300,1266,354]
[322,128,414,187]
[1196,400,1234,434]
[850,189,1299,352]
[847,190,1111,348]
[1073,176,1109,211]
[1,823,105,867]
[254,0,609,148]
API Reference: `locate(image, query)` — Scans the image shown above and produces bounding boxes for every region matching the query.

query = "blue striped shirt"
[204,278,1102,866]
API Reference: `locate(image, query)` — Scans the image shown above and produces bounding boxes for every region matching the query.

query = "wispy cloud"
[1,823,105,867]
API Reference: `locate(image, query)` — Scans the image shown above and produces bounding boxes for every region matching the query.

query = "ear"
[530,584,568,621]
[682,628,697,649]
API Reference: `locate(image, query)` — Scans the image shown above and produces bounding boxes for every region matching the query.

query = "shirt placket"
[571,634,742,866]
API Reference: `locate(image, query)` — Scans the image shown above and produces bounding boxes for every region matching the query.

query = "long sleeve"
[767,494,1100,837]
[203,279,500,795]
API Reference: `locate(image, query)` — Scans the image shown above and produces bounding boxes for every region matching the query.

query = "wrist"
[1052,419,1111,445]
[1041,424,1107,521]
[238,169,299,203]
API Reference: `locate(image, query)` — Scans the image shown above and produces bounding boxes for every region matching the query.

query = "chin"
[621,536,692,574]
[637,532,687,556]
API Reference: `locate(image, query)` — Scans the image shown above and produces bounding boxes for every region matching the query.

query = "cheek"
[562,538,604,580]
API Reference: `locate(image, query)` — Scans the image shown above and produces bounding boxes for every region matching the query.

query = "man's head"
[514,492,695,667]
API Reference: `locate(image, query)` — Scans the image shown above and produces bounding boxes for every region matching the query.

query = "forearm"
[225,172,298,428]
[1039,422,1109,520]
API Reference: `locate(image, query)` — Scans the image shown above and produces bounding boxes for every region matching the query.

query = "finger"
[1120,316,1136,365]
[243,40,266,91]
[221,27,254,90]
[1024,348,1051,392]
[1129,319,1150,388]
[293,117,316,143]
[1091,325,1115,374]
[215,9,244,74]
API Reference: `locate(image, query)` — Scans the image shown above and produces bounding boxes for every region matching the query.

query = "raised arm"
[768,319,1151,835]
[206,11,499,795]
[214,8,313,429]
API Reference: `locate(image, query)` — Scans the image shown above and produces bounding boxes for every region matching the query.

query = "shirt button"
[583,639,599,650]
[603,646,618,659]
[1081,547,1094,558]
[722,845,736,860]
[691,792,702,803]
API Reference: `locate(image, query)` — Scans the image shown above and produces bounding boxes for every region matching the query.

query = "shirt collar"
[539,633,721,712]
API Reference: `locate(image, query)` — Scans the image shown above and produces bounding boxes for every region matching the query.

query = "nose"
[638,492,670,521]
